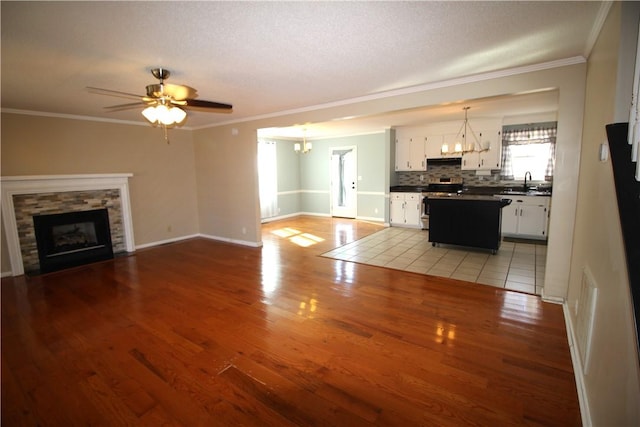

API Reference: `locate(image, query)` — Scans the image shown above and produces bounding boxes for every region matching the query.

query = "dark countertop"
[463,186,552,196]
[390,185,552,197]
[427,194,513,203]
[390,185,429,192]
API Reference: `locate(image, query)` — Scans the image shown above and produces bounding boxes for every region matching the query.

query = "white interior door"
[330,146,357,218]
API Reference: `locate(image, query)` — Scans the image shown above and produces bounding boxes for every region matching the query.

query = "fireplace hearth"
[33,208,114,274]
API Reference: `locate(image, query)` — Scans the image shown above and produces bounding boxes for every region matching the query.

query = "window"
[501,124,556,181]
[258,140,278,219]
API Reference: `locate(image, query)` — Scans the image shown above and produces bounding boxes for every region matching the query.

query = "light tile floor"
[322,227,547,295]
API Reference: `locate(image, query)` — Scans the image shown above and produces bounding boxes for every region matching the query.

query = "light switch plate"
[599,142,609,162]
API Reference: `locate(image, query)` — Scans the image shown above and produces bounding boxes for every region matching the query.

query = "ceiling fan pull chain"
[162,124,170,144]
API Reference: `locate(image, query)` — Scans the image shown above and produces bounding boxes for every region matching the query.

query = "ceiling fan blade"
[145,83,196,100]
[87,86,145,100]
[183,99,233,111]
[104,102,147,111]
[163,83,197,101]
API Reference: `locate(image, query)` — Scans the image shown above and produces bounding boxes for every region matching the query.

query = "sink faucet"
[524,171,532,191]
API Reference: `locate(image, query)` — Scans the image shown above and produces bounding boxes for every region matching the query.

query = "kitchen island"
[428,195,512,253]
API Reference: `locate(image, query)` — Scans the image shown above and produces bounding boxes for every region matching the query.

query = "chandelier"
[441,106,488,155]
[294,130,312,154]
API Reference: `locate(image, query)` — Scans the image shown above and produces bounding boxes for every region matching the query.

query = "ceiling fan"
[87,68,232,141]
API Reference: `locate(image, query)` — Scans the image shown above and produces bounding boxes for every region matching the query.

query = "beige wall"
[192,123,262,245]
[1,113,200,273]
[568,2,640,425]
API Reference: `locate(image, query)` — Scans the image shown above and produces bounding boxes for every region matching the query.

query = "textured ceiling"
[1,1,605,136]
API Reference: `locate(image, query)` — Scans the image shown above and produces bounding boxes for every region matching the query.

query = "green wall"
[266,132,389,222]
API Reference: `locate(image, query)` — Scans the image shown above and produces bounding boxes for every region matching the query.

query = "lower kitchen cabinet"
[500,195,550,240]
[390,192,423,228]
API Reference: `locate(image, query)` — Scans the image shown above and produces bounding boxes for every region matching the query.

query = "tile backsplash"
[396,164,551,187]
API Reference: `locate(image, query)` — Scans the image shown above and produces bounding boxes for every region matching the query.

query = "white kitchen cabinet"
[461,150,479,170]
[479,129,502,170]
[395,136,427,171]
[395,137,411,171]
[390,192,423,228]
[409,136,427,170]
[461,129,502,170]
[500,195,550,239]
[425,134,444,159]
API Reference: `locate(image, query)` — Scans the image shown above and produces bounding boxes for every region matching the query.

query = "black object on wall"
[606,122,640,356]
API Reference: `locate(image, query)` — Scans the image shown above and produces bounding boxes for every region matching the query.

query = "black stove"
[421,177,464,229]
[425,177,464,195]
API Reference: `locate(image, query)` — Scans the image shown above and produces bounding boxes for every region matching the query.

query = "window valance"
[503,126,557,146]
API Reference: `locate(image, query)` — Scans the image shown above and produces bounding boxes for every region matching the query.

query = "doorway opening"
[330,146,357,218]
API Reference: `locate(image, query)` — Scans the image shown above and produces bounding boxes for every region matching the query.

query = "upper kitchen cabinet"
[395,136,411,171]
[395,134,427,171]
[461,129,502,171]
[425,134,444,159]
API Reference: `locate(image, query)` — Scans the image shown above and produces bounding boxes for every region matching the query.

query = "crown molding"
[193,56,586,130]
[584,1,613,58]
[3,56,586,131]
[0,108,196,130]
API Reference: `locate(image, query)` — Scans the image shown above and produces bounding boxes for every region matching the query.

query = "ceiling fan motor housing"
[151,68,170,81]
[146,84,166,99]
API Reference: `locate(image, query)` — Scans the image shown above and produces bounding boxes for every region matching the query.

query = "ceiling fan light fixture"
[170,106,187,124]
[141,105,158,123]
[141,104,186,126]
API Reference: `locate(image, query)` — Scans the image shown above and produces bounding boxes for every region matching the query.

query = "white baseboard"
[562,302,591,427]
[262,212,386,224]
[135,234,201,250]
[198,233,262,248]
[355,215,385,223]
[1,271,13,278]
[135,233,262,250]
[299,211,331,217]
[541,290,565,305]
[261,212,305,223]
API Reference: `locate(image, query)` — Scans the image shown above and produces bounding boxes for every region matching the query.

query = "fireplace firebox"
[33,208,114,274]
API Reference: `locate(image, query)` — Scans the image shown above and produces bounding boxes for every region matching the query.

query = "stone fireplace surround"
[1,174,135,276]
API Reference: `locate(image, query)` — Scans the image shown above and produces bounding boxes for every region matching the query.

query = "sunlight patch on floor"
[272,228,325,247]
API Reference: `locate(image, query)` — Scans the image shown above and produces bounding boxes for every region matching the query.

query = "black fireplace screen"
[50,221,100,255]
[33,208,114,273]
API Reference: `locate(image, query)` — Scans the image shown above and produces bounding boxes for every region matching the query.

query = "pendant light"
[441,106,487,155]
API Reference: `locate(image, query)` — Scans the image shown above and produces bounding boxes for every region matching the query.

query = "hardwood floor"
[1,216,581,426]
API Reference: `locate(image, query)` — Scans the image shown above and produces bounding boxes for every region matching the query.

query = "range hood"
[427,157,462,165]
